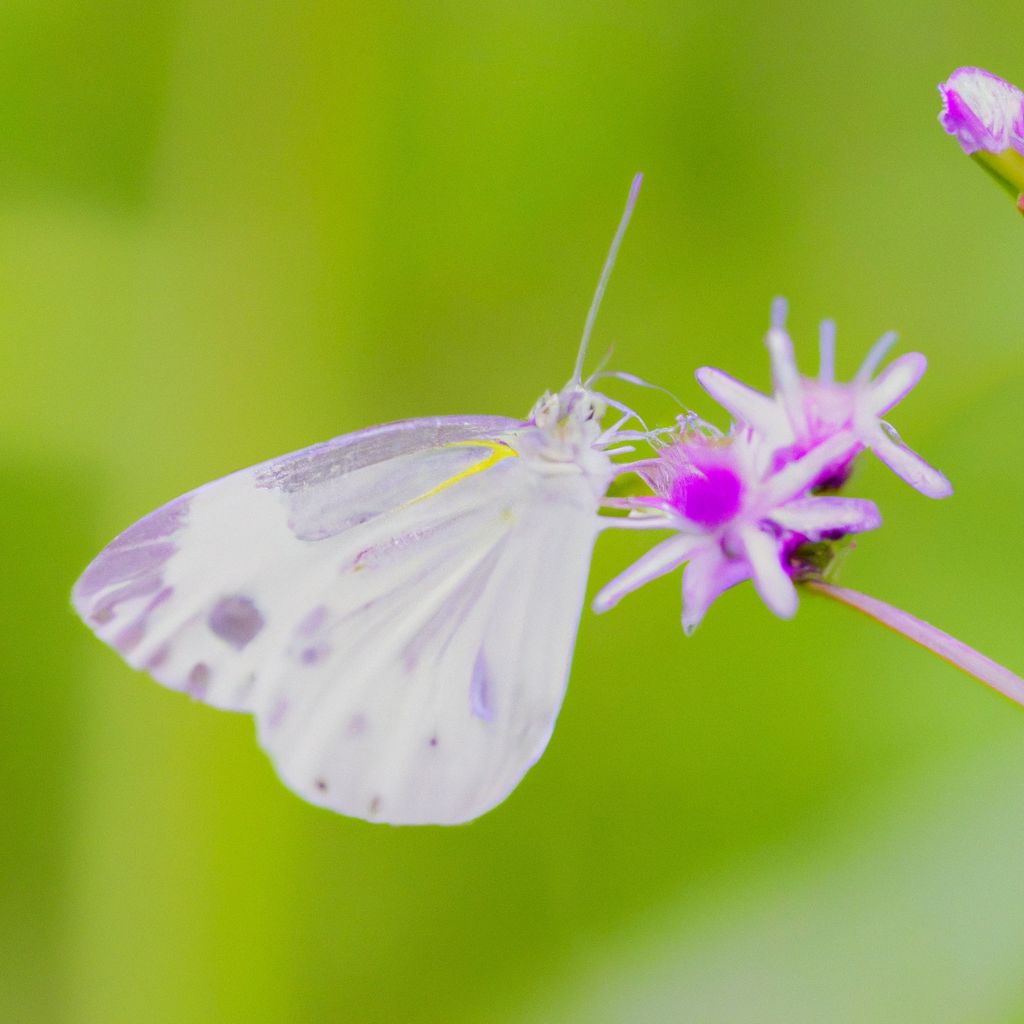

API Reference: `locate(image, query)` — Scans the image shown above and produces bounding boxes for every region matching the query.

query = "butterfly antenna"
[571,172,643,386]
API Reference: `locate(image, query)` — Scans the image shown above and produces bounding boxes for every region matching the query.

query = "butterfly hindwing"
[257,452,604,823]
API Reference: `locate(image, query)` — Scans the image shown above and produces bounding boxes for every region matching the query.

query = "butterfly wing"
[258,452,605,824]
[73,416,518,709]
[73,414,608,824]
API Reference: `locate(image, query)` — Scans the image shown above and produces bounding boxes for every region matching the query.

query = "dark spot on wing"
[300,644,328,665]
[469,650,496,722]
[368,796,381,815]
[296,605,329,637]
[315,777,328,792]
[114,622,146,653]
[187,662,210,698]
[145,644,170,670]
[208,595,264,649]
[428,735,439,748]
[268,699,289,729]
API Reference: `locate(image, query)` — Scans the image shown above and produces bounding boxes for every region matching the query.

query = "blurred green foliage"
[3,2,1024,1022]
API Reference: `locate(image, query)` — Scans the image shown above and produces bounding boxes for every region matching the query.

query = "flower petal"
[695,367,784,438]
[868,423,953,498]
[853,330,898,385]
[769,496,882,537]
[866,352,927,415]
[738,523,798,619]
[765,306,808,437]
[593,533,706,613]
[681,547,751,635]
[818,319,836,383]
[763,430,860,506]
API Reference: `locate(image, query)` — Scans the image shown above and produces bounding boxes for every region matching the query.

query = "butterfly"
[73,174,646,825]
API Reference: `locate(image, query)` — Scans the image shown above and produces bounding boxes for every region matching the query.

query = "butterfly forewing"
[73,417,518,709]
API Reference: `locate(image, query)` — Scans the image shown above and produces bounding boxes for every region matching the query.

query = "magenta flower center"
[670,462,743,527]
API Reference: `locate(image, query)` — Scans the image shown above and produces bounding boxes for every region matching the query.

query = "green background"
[3,3,1024,1021]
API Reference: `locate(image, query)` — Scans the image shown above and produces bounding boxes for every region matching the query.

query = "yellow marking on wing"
[410,441,518,505]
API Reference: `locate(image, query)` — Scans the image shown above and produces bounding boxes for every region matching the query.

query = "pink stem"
[806,580,1024,708]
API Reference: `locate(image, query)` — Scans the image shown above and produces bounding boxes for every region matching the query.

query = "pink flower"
[695,299,952,499]
[938,67,1024,156]
[595,424,879,632]
[592,294,1020,718]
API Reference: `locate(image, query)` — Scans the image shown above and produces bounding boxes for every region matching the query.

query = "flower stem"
[971,150,1024,215]
[806,580,1024,708]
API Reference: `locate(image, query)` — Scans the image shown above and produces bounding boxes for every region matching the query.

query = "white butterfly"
[73,175,649,825]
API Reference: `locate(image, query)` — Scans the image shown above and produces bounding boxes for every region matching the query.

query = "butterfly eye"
[561,391,605,427]
[529,391,559,427]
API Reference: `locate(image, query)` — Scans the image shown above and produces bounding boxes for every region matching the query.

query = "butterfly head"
[521,384,610,472]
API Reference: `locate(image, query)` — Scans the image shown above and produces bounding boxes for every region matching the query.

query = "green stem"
[971,150,1024,213]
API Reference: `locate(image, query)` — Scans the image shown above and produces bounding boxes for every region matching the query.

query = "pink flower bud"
[938,66,1024,156]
